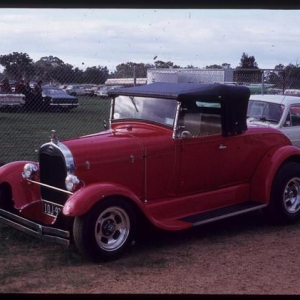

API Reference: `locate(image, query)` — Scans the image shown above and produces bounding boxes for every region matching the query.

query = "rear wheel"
[73,198,136,262]
[264,162,300,224]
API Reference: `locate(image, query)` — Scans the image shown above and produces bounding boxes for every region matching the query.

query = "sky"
[0,8,300,72]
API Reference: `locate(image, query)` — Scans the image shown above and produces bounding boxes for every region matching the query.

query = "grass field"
[0,95,111,285]
[0,95,111,163]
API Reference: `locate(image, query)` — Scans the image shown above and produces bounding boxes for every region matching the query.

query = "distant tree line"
[0,52,183,84]
[1,51,300,89]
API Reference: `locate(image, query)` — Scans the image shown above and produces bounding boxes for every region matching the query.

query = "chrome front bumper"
[0,208,70,246]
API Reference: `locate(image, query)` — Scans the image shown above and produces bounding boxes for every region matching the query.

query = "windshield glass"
[247,100,284,123]
[113,96,178,127]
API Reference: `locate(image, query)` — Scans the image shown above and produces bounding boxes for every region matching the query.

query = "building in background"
[147,67,234,84]
[105,78,147,87]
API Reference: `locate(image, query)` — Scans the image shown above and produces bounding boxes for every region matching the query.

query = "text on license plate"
[42,200,63,217]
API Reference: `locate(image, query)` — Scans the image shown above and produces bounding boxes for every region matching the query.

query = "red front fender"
[62,182,143,217]
[0,161,40,209]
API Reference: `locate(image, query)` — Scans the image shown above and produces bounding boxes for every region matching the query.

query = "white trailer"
[147,68,234,84]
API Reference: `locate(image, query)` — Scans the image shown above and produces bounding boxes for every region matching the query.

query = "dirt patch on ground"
[1,210,300,295]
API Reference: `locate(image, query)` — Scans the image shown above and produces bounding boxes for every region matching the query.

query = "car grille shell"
[39,143,73,205]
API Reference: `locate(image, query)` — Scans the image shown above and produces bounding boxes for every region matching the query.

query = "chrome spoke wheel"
[94,206,130,251]
[284,178,300,214]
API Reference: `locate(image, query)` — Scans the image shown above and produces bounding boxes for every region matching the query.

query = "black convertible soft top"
[108,82,249,100]
[108,82,251,136]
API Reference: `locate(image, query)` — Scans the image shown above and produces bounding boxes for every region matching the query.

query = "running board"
[180,201,267,226]
[0,208,70,246]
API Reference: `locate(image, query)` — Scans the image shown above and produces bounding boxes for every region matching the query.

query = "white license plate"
[42,200,63,217]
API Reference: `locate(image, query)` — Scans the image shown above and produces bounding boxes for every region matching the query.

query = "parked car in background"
[94,85,124,98]
[0,93,25,111]
[284,89,300,97]
[247,94,300,147]
[0,79,25,111]
[25,85,78,112]
[1,83,300,263]
[65,85,87,96]
[59,84,68,91]
[84,85,99,97]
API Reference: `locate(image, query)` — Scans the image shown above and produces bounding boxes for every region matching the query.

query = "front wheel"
[73,198,136,262]
[264,162,300,224]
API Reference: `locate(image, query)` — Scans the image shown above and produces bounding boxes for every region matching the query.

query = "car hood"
[42,86,77,99]
[247,119,279,129]
[62,123,174,169]
[44,92,77,100]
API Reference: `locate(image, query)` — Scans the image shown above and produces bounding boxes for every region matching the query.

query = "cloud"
[0,8,300,71]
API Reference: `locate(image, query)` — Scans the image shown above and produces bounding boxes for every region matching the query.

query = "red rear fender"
[250,145,300,203]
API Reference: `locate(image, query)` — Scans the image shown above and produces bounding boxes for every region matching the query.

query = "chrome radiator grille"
[39,148,68,205]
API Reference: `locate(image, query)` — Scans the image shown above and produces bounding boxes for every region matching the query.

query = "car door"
[177,133,255,196]
[175,107,252,197]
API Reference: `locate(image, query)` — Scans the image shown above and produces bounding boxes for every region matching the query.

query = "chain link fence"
[147,68,300,94]
[1,67,300,163]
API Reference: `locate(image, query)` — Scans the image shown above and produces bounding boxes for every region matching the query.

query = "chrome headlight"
[65,174,80,192]
[22,163,38,179]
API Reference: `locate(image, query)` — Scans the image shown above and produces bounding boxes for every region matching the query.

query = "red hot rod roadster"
[1,82,300,262]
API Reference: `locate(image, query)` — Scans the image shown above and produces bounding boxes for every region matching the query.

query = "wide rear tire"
[264,162,300,224]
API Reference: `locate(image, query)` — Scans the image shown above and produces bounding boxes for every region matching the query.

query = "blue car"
[25,85,79,112]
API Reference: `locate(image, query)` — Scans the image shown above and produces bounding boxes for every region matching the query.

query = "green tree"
[284,63,300,89]
[205,63,231,69]
[111,62,154,78]
[35,56,59,83]
[51,63,75,84]
[0,52,35,80]
[154,60,180,69]
[34,56,76,84]
[270,63,300,90]
[184,65,197,69]
[206,64,222,69]
[83,66,109,84]
[235,52,261,83]
[237,52,258,69]
[35,56,108,85]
